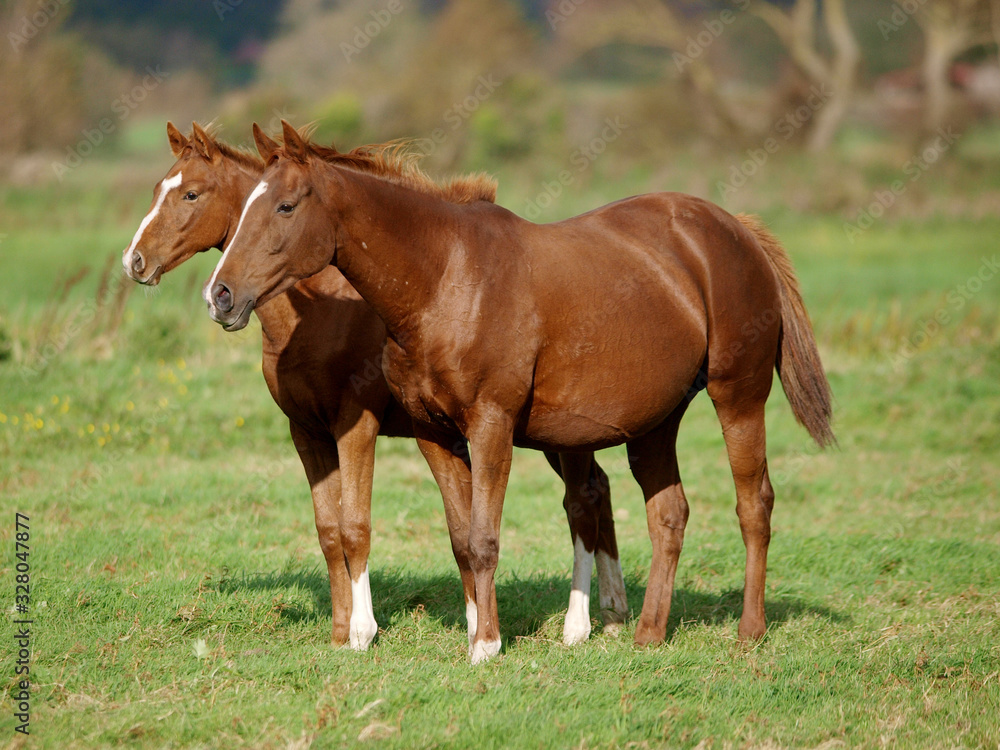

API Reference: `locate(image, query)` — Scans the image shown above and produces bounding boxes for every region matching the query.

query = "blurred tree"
[67,0,286,86]
[752,0,860,151]
[553,0,748,141]
[252,0,549,167]
[914,0,995,135]
[1,0,126,158]
[368,0,543,167]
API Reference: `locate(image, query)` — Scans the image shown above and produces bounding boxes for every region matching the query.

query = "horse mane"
[188,123,264,173]
[216,140,265,173]
[281,126,497,205]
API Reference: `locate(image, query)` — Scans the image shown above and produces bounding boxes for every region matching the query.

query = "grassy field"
[1,135,999,749]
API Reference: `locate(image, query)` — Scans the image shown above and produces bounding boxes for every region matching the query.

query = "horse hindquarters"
[707,392,772,640]
[625,401,690,645]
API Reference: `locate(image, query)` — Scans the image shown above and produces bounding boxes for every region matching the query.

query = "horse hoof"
[349,618,378,651]
[602,622,623,638]
[562,625,591,646]
[633,624,665,647]
[737,622,766,642]
[562,614,592,646]
[469,638,501,664]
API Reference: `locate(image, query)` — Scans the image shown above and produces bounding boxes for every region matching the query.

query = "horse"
[121,122,629,651]
[204,120,834,664]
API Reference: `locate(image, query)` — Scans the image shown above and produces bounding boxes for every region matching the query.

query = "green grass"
[1,149,999,748]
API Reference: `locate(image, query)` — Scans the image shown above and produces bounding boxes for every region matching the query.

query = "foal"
[123,123,629,650]
[205,121,834,663]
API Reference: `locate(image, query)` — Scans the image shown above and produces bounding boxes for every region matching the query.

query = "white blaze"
[123,171,183,272]
[205,180,269,304]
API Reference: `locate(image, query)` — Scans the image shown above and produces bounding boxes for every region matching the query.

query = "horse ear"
[166,121,188,157]
[191,122,219,162]
[281,119,308,162]
[252,122,279,162]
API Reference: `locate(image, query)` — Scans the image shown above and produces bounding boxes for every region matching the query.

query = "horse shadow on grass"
[217,565,849,650]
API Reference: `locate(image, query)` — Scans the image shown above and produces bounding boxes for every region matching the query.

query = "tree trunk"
[754,0,859,152]
[806,0,859,151]
[921,23,967,135]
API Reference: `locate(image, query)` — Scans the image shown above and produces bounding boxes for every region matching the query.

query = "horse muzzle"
[122,248,162,286]
[205,281,254,331]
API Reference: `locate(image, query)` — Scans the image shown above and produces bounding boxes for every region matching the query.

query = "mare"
[205,121,834,663]
[122,122,629,651]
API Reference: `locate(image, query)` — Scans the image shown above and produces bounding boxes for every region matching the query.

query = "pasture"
[1,133,999,749]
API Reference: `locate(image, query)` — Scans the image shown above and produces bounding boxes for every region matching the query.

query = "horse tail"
[735,213,836,448]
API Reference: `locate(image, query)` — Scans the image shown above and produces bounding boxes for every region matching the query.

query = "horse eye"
[183,191,198,201]
[277,203,295,215]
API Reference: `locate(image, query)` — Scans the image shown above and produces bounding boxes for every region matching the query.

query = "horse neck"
[254,285,298,348]
[330,167,459,343]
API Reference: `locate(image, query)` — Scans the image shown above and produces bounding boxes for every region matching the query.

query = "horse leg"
[543,452,628,638]
[590,458,629,635]
[550,452,597,645]
[333,403,381,650]
[465,405,515,664]
[627,404,689,646]
[289,423,351,646]
[415,425,478,648]
[709,387,771,641]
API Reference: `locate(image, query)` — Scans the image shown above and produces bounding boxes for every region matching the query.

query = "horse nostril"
[131,251,145,276]
[213,282,233,313]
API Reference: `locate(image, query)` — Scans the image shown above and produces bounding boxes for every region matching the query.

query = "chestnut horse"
[122,123,629,651]
[206,121,834,663]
